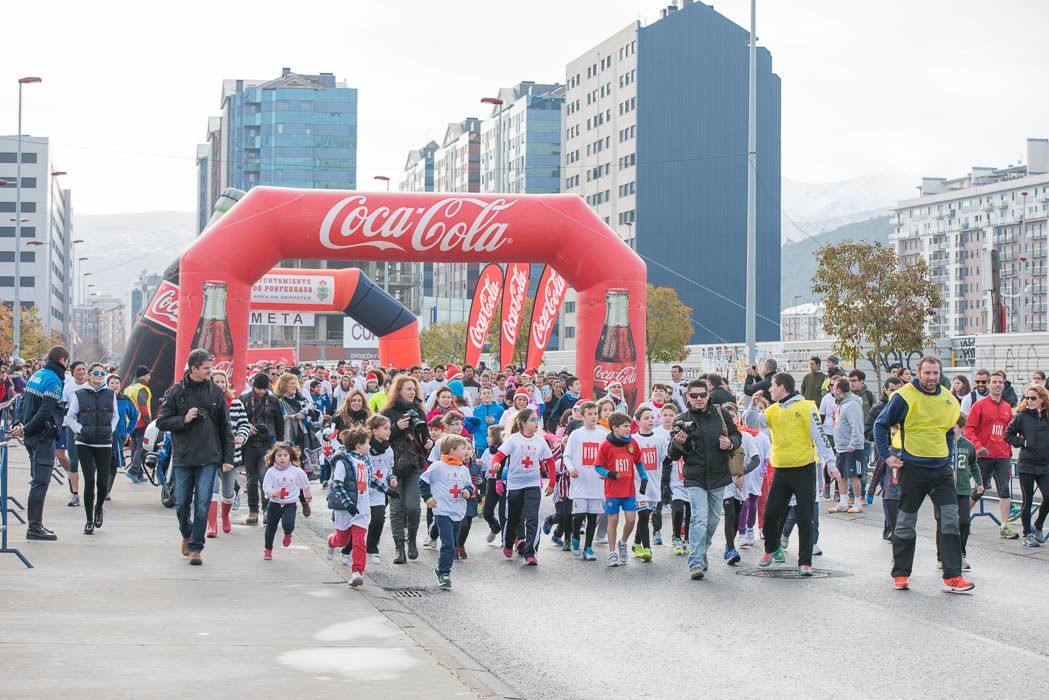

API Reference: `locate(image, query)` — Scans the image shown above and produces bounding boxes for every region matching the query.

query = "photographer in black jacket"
[382,375,432,564]
[662,379,741,580]
[238,372,284,525]
[156,349,233,565]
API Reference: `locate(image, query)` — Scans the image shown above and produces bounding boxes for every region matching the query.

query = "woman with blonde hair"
[1005,383,1049,547]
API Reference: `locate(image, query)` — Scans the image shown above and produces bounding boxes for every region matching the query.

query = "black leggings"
[365,503,387,554]
[483,479,503,534]
[457,516,473,546]
[651,501,663,533]
[553,499,572,538]
[264,501,297,550]
[671,499,691,539]
[635,509,651,549]
[573,512,598,549]
[723,497,742,550]
[1019,472,1049,535]
[77,444,112,523]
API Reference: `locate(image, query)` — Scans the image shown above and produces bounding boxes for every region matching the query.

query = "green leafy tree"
[486,297,534,367]
[0,304,62,361]
[646,284,693,389]
[420,322,467,367]
[811,240,941,388]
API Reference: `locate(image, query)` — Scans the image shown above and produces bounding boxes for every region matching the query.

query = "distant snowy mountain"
[780,172,915,243]
[74,211,196,299]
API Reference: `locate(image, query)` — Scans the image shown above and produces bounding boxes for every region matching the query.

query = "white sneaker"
[324,545,335,560]
[812,544,822,556]
[780,537,789,551]
[349,571,363,587]
[595,536,608,545]
[338,553,350,566]
[617,541,628,566]
[486,530,497,543]
[847,504,864,513]
[425,537,437,548]
[369,553,381,565]
[606,552,619,567]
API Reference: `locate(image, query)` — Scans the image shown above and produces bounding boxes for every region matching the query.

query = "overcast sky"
[2,0,1046,215]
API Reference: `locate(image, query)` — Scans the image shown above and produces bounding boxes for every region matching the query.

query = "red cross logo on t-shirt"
[374,468,384,480]
[449,483,465,499]
[277,487,289,499]
[521,455,535,470]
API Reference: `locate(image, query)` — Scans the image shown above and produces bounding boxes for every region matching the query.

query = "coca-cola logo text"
[468,276,501,350]
[144,281,180,332]
[320,196,515,255]
[502,267,529,345]
[531,272,566,349]
[593,364,638,388]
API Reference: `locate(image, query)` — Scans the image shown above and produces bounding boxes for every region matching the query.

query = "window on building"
[565,326,576,338]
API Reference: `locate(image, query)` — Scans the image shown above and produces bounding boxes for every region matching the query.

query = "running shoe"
[525,556,538,566]
[263,549,272,561]
[515,538,525,555]
[561,539,572,552]
[423,537,437,549]
[689,566,704,580]
[618,541,629,566]
[961,556,971,571]
[893,576,909,590]
[640,548,652,562]
[724,548,741,566]
[339,553,350,566]
[607,552,619,567]
[780,536,789,551]
[653,531,663,546]
[773,547,786,564]
[1023,533,1041,548]
[799,565,814,577]
[571,538,581,554]
[1036,530,1048,544]
[435,568,451,589]
[1008,504,1022,522]
[632,543,645,558]
[67,493,80,507]
[349,571,363,588]
[582,547,596,561]
[1000,524,1019,540]
[283,532,293,547]
[232,491,240,511]
[936,560,943,570]
[486,530,497,544]
[455,546,467,560]
[673,537,684,556]
[759,552,773,568]
[812,544,823,556]
[324,545,335,560]
[684,539,692,554]
[846,504,864,513]
[827,504,849,513]
[369,553,381,565]
[551,535,565,547]
[595,536,608,545]
[943,576,975,593]
[502,546,513,559]
[821,486,831,500]
[542,515,554,535]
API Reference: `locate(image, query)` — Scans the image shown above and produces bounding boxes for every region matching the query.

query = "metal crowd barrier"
[0,435,33,568]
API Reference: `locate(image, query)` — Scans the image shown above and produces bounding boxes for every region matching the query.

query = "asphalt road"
[324,500,1049,700]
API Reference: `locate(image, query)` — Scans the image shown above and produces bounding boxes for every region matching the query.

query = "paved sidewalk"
[0,447,504,700]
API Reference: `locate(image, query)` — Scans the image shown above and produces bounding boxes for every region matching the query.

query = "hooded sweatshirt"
[834,392,865,452]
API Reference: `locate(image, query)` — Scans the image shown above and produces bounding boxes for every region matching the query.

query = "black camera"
[253,422,268,435]
[402,410,427,432]
[195,407,210,421]
[672,419,694,435]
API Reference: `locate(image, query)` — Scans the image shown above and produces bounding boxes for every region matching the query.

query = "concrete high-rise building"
[0,135,73,344]
[891,138,1049,336]
[559,0,781,348]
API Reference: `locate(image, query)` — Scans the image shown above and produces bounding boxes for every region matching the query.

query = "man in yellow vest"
[873,355,974,593]
[124,366,153,483]
[745,372,836,576]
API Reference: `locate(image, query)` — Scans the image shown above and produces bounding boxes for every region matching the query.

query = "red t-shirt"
[596,438,643,499]
[964,396,1014,459]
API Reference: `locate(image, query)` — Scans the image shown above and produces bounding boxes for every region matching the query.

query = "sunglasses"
[89,370,107,377]
[974,380,988,385]
[689,392,708,399]
[1025,396,1040,401]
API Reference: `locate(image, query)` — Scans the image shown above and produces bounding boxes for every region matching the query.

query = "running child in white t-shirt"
[492,408,554,565]
[631,406,667,562]
[563,401,607,561]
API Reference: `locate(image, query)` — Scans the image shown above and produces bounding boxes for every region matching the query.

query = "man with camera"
[156,349,234,565]
[238,372,284,525]
[11,345,70,540]
[664,379,741,580]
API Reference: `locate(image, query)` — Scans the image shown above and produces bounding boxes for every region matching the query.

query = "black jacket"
[663,403,741,490]
[1005,409,1049,475]
[708,386,735,406]
[18,360,66,439]
[157,374,234,467]
[238,390,283,447]
[743,372,775,397]
[864,394,889,444]
[73,386,116,445]
[383,398,428,474]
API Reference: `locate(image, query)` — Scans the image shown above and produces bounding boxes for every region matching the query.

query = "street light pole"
[481,97,505,193]
[14,76,42,359]
[373,175,391,293]
[744,0,758,365]
[1020,191,1028,334]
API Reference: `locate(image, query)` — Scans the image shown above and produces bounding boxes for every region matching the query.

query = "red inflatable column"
[575,281,646,407]
[174,270,253,394]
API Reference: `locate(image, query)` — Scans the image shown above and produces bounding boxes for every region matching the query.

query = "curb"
[300,515,522,700]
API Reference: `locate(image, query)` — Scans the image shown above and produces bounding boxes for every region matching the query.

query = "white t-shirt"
[262,464,312,505]
[420,460,473,520]
[368,445,394,503]
[497,432,553,491]
[332,453,370,530]
[563,425,608,500]
[744,430,770,497]
[819,393,838,438]
[478,448,499,480]
[499,406,521,428]
[632,432,666,503]
[959,389,988,416]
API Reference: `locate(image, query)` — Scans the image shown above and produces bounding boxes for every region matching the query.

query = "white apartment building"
[780,303,829,342]
[891,138,1049,337]
[559,23,639,350]
[0,136,73,344]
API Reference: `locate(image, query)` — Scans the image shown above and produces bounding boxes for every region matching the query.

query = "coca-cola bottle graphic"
[191,281,235,376]
[594,288,638,408]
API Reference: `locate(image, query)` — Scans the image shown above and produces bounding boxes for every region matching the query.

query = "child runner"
[935,414,981,570]
[721,404,762,565]
[661,448,691,555]
[542,430,572,550]
[596,411,647,567]
[738,412,770,548]
[492,408,555,565]
[363,415,397,565]
[262,442,313,561]
[420,434,475,588]
[455,443,485,559]
[564,401,606,560]
[631,406,666,562]
[421,417,445,548]
[652,404,679,546]
[480,425,505,542]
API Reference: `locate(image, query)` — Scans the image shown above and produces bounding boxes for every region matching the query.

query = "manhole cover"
[737,568,851,579]
[383,586,440,598]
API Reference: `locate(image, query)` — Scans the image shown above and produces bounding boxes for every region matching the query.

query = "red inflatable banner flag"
[465,263,503,368]
[500,263,531,368]
[525,266,567,370]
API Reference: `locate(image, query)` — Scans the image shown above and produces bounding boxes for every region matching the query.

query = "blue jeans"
[435,514,463,575]
[687,485,725,570]
[782,499,821,544]
[174,464,218,553]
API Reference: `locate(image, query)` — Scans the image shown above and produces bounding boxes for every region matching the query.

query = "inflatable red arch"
[176,188,647,401]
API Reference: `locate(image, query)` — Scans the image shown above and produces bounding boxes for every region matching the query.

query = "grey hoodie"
[835,392,865,452]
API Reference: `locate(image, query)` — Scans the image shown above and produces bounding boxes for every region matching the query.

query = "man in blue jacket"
[12,346,70,540]
[472,386,504,453]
